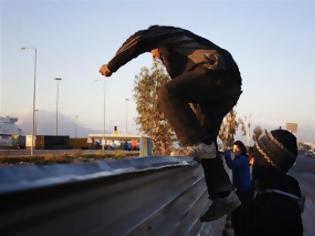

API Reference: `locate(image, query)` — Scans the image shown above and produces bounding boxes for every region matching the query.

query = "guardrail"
[0,157,224,236]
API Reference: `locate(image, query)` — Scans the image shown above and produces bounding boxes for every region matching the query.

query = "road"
[290,153,315,236]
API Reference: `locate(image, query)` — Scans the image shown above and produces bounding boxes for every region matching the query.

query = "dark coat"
[107,25,240,78]
[239,174,303,236]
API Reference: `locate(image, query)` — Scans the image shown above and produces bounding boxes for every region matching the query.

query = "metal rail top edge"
[0,156,197,195]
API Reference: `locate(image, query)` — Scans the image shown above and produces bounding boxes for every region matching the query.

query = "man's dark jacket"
[107,25,240,78]
[239,174,304,236]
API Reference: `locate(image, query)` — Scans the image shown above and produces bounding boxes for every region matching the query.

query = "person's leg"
[231,207,241,236]
[232,190,253,236]
[158,68,209,145]
[158,66,242,221]
[202,158,233,197]
[158,70,236,196]
[198,96,244,221]
[158,66,242,194]
[196,101,239,198]
[158,66,241,146]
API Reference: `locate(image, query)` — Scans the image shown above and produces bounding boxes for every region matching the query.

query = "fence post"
[139,137,153,157]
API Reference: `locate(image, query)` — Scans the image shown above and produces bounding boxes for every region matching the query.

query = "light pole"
[34,109,39,136]
[125,98,130,134]
[74,115,78,138]
[21,47,37,156]
[102,81,106,150]
[55,77,62,136]
[93,79,106,150]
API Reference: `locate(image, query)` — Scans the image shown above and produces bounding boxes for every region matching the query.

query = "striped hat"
[254,129,298,173]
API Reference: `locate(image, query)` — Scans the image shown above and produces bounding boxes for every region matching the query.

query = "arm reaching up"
[99,25,186,76]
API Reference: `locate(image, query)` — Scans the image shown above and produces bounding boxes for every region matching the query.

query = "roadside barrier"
[0,157,222,236]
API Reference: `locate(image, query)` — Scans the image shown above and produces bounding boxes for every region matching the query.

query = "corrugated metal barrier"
[0,157,224,236]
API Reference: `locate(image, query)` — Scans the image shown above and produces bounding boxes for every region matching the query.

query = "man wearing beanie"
[239,129,304,236]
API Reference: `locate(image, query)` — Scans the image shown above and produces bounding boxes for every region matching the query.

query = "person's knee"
[157,84,179,113]
[158,83,167,97]
[157,84,170,104]
[156,85,168,113]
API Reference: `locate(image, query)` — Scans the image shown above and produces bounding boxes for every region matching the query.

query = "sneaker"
[200,190,241,222]
[188,143,217,160]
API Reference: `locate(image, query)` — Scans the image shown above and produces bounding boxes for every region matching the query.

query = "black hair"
[233,140,248,156]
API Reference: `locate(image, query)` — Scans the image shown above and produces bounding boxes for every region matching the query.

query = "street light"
[55,77,62,136]
[102,81,106,150]
[21,47,37,156]
[74,115,78,138]
[34,109,39,136]
[93,79,106,150]
[125,98,130,134]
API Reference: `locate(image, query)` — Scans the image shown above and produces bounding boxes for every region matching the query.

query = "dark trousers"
[158,65,242,197]
[231,190,253,236]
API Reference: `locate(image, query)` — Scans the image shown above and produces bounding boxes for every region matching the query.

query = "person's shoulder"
[239,154,249,163]
[286,174,300,185]
[255,191,298,216]
[285,174,302,196]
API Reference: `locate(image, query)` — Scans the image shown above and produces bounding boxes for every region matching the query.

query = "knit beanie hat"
[253,129,298,173]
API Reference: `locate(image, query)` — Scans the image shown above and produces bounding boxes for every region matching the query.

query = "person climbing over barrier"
[99,25,242,221]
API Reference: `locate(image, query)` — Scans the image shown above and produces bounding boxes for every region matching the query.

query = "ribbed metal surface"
[0,157,224,236]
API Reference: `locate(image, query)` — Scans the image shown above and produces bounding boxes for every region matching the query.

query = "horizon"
[1,109,313,144]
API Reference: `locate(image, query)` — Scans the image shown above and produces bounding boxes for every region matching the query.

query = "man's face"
[151,48,161,60]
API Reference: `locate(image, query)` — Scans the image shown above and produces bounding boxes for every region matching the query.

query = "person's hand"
[99,64,112,77]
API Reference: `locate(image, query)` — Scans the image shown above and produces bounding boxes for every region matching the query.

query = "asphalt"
[290,153,315,236]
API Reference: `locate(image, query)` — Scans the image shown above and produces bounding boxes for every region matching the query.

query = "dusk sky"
[1,0,314,142]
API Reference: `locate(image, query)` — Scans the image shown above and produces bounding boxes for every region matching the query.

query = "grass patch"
[0,151,139,166]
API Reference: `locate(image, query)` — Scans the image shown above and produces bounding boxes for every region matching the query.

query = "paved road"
[290,153,315,236]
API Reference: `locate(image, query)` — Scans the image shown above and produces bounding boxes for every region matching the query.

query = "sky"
[1,0,315,142]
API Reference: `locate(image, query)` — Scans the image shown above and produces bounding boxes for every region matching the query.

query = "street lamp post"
[55,77,62,136]
[74,115,78,138]
[21,47,37,156]
[93,79,106,150]
[34,109,39,136]
[125,98,130,134]
[102,81,106,150]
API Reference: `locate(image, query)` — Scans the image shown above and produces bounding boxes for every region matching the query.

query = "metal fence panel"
[0,157,224,236]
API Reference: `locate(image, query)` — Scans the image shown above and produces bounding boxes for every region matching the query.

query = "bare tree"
[219,108,239,149]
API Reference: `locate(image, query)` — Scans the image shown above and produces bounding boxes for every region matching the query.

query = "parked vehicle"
[0,116,22,149]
